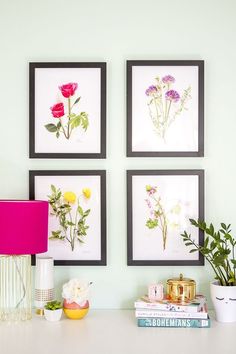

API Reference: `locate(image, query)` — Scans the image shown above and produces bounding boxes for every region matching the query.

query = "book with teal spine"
[137,317,211,328]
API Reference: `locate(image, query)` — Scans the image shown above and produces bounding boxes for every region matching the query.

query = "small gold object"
[36,308,44,316]
[166,273,196,303]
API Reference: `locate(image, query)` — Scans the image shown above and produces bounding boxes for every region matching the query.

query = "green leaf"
[146,218,158,229]
[70,115,81,128]
[80,112,89,131]
[56,131,60,138]
[189,249,198,253]
[228,278,235,283]
[185,242,193,246]
[204,237,209,248]
[51,185,56,193]
[221,223,227,230]
[45,123,57,132]
[77,205,84,216]
[57,121,61,129]
[67,221,75,226]
[73,97,81,105]
[83,209,91,217]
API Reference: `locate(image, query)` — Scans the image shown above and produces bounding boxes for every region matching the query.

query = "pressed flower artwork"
[127,60,204,157]
[127,170,204,266]
[29,62,106,158]
[145,184,180,251]
[45,82,89,140]
[48,185,92,251]
[29,170,106,266]
[145,75,191,140]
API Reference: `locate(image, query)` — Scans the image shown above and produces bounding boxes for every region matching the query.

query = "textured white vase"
[210,282,236,322]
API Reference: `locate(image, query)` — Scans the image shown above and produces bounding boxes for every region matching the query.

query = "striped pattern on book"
[135,305,208,319]
[137,317,211,328]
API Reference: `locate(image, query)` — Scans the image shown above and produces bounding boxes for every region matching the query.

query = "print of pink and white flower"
[145,75,191,140]
[145,185,182,251]
[45,82,89,140]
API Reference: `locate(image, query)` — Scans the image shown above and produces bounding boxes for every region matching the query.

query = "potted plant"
[62,279,91,320]
[181,219,236,322]
[44,300,63,322]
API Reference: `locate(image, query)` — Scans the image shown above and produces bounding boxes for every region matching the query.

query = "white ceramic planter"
[44,308,62,322]
[210,282,236,322]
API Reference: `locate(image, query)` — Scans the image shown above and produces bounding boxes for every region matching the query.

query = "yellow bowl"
[63,307,89,320]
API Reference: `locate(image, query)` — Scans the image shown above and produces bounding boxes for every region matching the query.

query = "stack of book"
[135,295,210,328]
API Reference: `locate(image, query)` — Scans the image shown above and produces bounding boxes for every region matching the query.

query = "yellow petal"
[82,188,91,199]
[63,191,76,204]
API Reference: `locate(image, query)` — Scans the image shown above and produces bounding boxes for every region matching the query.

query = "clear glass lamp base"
[0,255,32,321]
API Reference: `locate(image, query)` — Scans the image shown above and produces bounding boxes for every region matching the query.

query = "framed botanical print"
[127,60,204,157]
[127,170,204,265]
[29,170,106,265]
[29,62,106,158]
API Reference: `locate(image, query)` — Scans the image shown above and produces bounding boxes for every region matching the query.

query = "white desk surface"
[0,310,235,354]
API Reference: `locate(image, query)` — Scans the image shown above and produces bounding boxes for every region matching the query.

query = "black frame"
[127,170,204,266]
[127,60,204,157]
[29,170,107,266]
[29,62,106,159]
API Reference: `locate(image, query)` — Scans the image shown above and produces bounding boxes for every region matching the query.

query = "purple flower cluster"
[162,75,175,84]
[165,90,180,102]
[145,85,158,96]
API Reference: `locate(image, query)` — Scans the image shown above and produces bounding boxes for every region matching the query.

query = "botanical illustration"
[48,185,91,251]
[145,185,181,250]
[45,82,89,140]
[145,75,191,140]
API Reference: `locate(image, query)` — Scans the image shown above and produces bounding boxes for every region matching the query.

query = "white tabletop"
[0,310,235,354]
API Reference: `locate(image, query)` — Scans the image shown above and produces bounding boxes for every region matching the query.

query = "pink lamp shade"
[0,200,48,255]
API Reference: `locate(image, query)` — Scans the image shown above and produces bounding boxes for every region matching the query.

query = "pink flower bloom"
[50,102,65,118]
[59,82,78,98]
[162,75,175,84]
[165,90,180,103]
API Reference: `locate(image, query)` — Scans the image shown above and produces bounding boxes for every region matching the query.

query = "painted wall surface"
[0,0,236,308]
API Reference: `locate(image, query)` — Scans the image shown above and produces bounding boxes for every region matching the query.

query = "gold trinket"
[166,273,196,303]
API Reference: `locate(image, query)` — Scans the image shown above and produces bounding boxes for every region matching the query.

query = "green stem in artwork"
[59,118,68,139]
[67,97,72,139]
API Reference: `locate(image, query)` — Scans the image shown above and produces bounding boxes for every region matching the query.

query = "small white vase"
[44,308,62,322]
[210,281,236,322]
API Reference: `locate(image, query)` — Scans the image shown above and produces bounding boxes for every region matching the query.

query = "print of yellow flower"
[64,191,76,204]
[82,188,91,199]
[48,185,92,251]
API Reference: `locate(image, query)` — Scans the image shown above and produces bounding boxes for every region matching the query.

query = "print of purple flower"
[165,90,180,103]
[162,75,175,84]
[145,85,158,96]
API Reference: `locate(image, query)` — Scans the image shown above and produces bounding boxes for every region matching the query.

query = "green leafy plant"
[181,219,236,286]
[44,300,62,311]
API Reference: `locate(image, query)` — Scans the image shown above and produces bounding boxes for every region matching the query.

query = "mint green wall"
[1,0,235,308]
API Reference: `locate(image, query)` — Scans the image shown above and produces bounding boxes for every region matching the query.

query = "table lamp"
[0,200,48,321]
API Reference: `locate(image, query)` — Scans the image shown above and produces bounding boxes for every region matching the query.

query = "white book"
[134,294,206,313]
[135,305,208,319]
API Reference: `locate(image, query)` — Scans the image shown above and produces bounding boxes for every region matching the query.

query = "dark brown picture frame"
[29,170,107,266]
[127,169,204,265]
[127,60,204,157]
[29,62,106,159]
